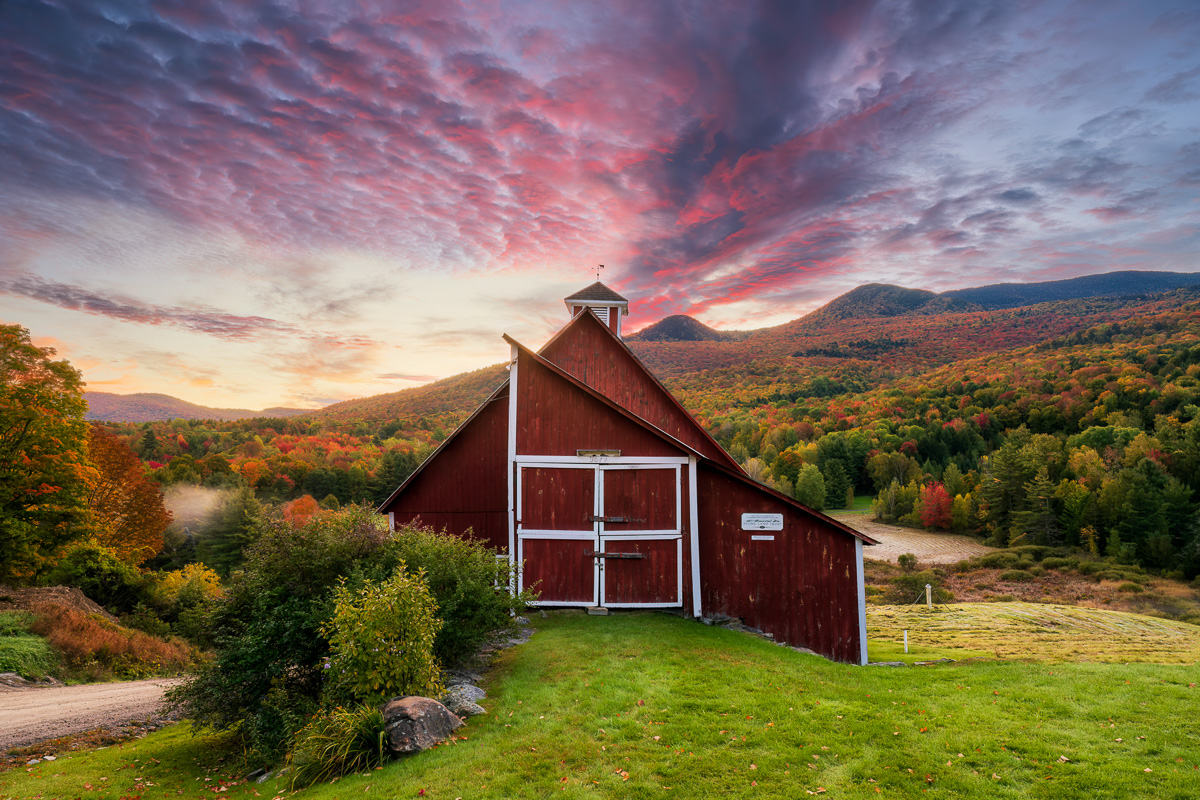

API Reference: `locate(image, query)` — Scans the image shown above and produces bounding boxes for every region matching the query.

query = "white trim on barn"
[688,455,702,618]
[856,538,868,666]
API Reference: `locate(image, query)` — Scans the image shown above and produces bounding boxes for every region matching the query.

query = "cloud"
[2,276,293,339]
[378,373,438,381]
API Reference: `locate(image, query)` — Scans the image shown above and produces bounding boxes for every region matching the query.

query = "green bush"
[44,540,146,613]
[1117,582,1144,593]
[1040,557,1070,570]
[323,569,442,705]
[376,526,533,666]
[287,705,387,789]
[169,505,390,764]
[1028,566,1046,577]
[897,553,918,573]
[977,552,1020,569]
[999,569,1035,582]
[1076,560,1103,576]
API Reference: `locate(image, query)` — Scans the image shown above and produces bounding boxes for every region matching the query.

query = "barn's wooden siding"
[696,463,862,663]
[539,314,737,467]
[516,351,684,458]
[383,388,510,552]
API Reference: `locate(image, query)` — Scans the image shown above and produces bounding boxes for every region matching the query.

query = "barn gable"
[538,309,741,469]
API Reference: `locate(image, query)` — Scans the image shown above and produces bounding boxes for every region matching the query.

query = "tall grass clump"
[0,609,57,678]
[28,602,198,679]
[287,705,387,789]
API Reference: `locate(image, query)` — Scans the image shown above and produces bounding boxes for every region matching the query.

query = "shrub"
[169,505,391,763]
[44,540,146,613]
[287,704,387,789]
[1040,557,1069,570]
[323,569,442,705]
[999,569,1035,582]
[1118,582,1144,593]
[373,526,533,666]
[1029,566,1046,577]
[977,552,1020,569]
[150,563,224,646]
[897,553,919,573]
[1075,560,1103,576]
[28,602,196,679]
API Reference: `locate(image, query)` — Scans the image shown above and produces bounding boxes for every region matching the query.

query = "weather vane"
[595,264,604,281]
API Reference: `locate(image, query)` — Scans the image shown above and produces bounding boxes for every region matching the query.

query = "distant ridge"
[626,314,752,343]
[803,284,979,323]
[85,392,309,423]
[941,270,1200,309]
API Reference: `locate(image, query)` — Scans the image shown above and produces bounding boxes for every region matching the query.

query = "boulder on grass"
[442,684,487,717]
[381,696,463,755]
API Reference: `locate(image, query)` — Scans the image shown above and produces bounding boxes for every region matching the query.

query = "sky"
[2,0,1198,410]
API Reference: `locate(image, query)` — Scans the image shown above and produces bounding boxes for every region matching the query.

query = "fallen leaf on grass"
[1058,756,1070,763]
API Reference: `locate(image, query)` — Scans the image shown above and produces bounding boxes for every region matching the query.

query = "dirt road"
[829,512,995,564]
[0,678,182,751]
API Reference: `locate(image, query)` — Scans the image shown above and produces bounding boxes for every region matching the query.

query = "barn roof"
[564,281,628,303]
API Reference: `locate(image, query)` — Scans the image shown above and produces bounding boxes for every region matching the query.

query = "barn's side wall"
[696,463,863,664]
[382,390,510,552]
[515,351,684,458]
[539,315,734,465]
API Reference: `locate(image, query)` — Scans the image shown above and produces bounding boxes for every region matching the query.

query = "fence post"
[904,629,908,654]
[926,583,932,610]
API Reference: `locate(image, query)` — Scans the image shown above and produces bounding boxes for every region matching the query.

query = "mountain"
[802,283,980,323]
[84,392,309,423]
[626,314,751,342]
[940,270,1200,309]
[304,363,510,424]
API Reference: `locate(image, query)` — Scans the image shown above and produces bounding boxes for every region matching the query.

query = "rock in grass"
[382,696,463,755]
[442,684,487,717]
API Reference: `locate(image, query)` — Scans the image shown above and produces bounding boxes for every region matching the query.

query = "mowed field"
[3,611,1198,800]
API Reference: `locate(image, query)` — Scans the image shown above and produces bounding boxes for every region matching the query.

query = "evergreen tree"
[821,459,851,509]
[1011,467,1061,545]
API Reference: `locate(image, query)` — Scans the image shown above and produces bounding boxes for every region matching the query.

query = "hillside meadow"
[4,612,1198,799]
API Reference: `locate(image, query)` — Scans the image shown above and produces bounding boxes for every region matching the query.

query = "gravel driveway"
[830,512,996,564]
[0,678,182,751]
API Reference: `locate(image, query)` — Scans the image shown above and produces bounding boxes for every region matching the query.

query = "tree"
[919,482,952,530]
[0,325,91,583]
[794,464,826,510]
[821,459,851,509]
[85,425,172,564]
[196,487,263,576]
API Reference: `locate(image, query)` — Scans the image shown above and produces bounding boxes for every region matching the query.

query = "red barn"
[379,282,877,664]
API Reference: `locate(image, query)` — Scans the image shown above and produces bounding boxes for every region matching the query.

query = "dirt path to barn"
[0,678,181,752]
[829,512,995,564]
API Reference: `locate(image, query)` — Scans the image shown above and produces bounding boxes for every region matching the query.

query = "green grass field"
[4,611,1199,799]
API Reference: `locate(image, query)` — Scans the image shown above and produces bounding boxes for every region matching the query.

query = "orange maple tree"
[85,425,171,564]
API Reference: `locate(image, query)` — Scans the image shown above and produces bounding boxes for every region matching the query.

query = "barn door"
[516,466,598,605]
[516,461,684,608]
[598,466,682,608]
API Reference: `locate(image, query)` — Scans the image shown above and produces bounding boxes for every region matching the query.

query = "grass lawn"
[4,611,1199,799]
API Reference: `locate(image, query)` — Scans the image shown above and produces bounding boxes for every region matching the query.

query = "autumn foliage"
[86,425,171,564]
[919,482,952,530]
[28,602,197,678]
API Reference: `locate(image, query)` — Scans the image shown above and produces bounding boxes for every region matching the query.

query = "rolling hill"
[84,392,308,423]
